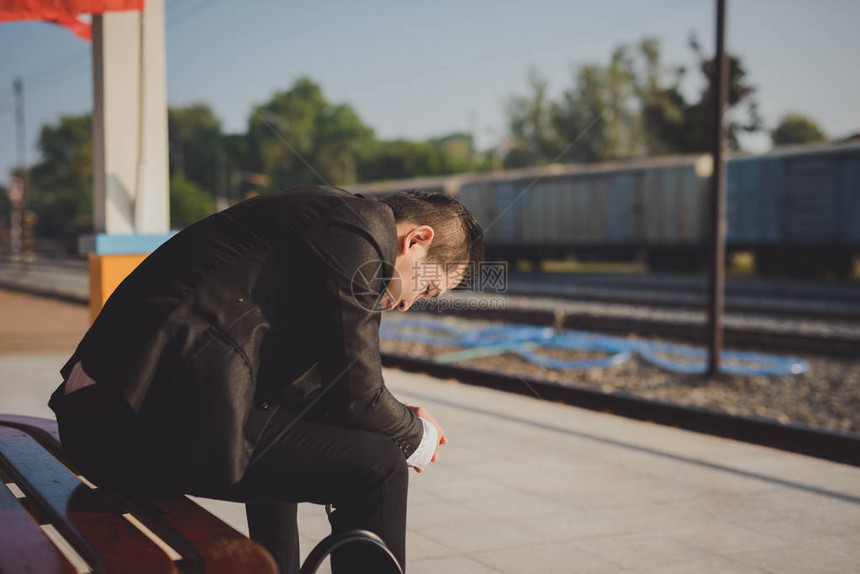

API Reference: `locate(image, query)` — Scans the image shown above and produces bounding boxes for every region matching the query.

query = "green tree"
[435,133,476,173]
[169,174,215,228]
[638,35,762,153]
[25,106,228,241]
[357,139,441,181]
[682,34,762,152]
[551,46,645,164]
[356,133,476,182]
[504,67,563,167]
[506,48,646,166]
[771,113,828,146]
[504,36,763,165]
[634,38,690,155]
[168,104,223,197]
[27,108,227,241]
[28,113,93,240]
[314,103,374,184]
[221,133,256,202]
[246,77,374,189]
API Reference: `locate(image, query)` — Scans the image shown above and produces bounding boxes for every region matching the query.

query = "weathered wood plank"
[0,414,276,573]
[138,497,277,573]
[0,478,78,574]
[0,427,177,574]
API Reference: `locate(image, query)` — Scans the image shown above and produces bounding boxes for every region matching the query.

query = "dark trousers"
[223,406,410,574]
[50,384,410,574]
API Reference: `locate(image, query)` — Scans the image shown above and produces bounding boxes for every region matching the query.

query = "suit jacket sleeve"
[297,201,425,458]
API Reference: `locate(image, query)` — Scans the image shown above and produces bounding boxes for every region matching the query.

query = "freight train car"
[349,142,860,278]
[726,143,860,277]
[454,155,712,269]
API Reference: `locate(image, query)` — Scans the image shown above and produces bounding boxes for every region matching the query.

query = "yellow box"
[88,253,148,322]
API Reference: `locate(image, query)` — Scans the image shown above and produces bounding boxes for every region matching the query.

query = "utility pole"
[14,79,25,172]
[10,79,26,260]
[706,0,729,376]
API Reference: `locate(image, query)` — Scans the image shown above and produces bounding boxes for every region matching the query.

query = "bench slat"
[0,478,78,574]
[133,497,278,573]
[0,415,75,472]
[1,414,63,440]
[0,427,178,574]
[0,415,276,574]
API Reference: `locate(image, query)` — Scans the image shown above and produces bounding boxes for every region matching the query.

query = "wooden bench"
[0,414,278,574]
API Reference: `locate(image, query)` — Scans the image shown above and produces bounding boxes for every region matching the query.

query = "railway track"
[504,272,860,322]
[506,271,860,303]
[0,258,89,304]
[380,351,860,468]
[2,258,857,356]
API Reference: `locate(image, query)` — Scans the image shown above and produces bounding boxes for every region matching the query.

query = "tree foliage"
[169,174,215,228]
[168,104,223,196]
[554,47,645,163]
[246,77,374,188]
[14,78,485,244]
[505,68,562,167]
[28,114,94,239]
[10,54,806,249]
[505,36,763,167]
[771,113,827,146]
[357,133,475,181]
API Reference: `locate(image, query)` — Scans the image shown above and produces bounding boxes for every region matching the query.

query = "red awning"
[0,1,144,40]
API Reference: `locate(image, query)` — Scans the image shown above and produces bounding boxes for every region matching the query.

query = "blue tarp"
[380,316,809,376]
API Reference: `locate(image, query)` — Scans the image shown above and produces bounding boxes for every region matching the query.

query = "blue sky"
[1,0,858,187]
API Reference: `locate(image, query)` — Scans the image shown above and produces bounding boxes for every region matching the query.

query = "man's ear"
[405,225,435,251]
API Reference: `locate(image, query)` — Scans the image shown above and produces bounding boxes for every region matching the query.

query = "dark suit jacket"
[50,186,424,495]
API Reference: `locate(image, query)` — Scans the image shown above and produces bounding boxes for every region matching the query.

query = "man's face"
[380,222,467,312]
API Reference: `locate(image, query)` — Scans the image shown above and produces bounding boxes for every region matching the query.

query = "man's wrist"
[405,417,437,469]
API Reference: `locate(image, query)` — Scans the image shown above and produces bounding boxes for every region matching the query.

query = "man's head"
[378,190,484,311]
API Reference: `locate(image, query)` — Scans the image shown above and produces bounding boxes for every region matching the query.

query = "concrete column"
[91,0,169,235]
[88,0,172,321]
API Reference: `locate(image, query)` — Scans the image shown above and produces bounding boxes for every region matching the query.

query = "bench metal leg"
[299,529,403,574]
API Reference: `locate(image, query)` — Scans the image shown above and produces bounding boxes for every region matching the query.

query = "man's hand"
[404,402,447,473]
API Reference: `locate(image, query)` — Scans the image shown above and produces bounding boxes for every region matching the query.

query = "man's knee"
[361,433,409,485]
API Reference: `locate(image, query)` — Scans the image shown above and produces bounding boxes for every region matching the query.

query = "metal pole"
[14,79,25,171]
[706,0,729,376]
[11,79,25,260]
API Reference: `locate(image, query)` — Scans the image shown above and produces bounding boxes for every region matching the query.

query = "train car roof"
[345,141,860,195]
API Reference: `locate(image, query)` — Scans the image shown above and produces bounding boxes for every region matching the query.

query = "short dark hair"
[380,190,484,269]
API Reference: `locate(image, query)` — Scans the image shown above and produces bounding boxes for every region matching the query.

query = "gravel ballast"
[380,314,860,433]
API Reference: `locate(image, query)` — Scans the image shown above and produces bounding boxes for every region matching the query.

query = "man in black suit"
[48,186,484,573]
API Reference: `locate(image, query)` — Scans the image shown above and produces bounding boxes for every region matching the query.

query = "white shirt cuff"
[405,417,437,469]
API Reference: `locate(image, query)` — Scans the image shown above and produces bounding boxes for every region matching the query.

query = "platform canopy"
[0,0,143,39]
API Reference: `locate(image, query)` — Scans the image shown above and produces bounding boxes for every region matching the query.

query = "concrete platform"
[2,351,859,573]
[1,290,858,573]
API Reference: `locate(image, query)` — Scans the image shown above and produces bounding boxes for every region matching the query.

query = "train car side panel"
[838,155,860,243]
